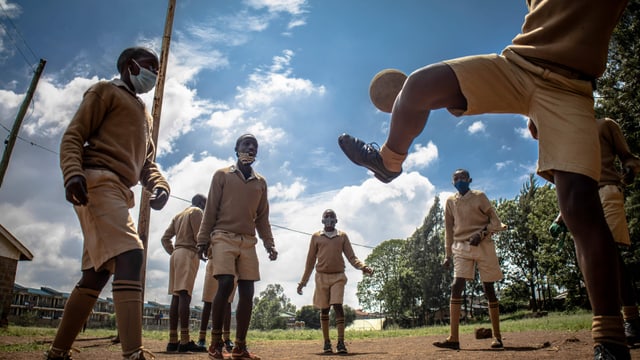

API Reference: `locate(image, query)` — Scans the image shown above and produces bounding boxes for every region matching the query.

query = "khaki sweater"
[60,80,169,193]
[508,0,628,79]
[196,165,274,250]
[597,118,640,186]
[299,230,365,287]
[445,190,507,258]
[161,206,203,254]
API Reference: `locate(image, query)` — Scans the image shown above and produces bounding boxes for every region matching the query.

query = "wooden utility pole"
[0,59,46,188]
[138,0,176,298]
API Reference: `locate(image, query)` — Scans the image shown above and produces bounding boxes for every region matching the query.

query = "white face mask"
[237,152,255,165]
[129,59,157,94]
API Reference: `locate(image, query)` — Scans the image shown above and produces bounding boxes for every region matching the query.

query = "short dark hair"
[234,133,258,152]
[323,209,337,217]
[192,194,206,206]
[116,47,158,74]
[453,168,470,178]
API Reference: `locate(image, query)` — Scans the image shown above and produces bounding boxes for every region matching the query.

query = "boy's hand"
[267,246,278,261]
[362,266,374,276]
[197,244,209,262]
[623,167,635,185]
[469,231,485,246]
[297,283,304,295]
[65,175,88,206]
[549,221,568,238]
[150,188,169,210]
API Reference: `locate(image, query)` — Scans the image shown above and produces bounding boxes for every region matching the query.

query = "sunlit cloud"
[467,120,485,134]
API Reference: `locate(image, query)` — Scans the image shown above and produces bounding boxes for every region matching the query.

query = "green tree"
[296,305,320,329]
[330,304,356,327]
[250,284,296,330]
[404,196,451,326]
[596,0,640,290]
[356,239,406,321]
[496,175,585,311]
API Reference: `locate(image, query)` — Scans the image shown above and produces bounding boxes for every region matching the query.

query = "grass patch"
[0,310,592,352]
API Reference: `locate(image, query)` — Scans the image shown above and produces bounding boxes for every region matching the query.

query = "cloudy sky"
[0,0,537,311]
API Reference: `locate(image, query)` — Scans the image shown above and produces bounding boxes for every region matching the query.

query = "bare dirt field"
[1,329,639,360]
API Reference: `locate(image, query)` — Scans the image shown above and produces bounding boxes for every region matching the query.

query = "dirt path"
[1,329,639,359]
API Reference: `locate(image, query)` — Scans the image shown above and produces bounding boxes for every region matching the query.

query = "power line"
[0,126,375,249]
[0,121,58,155]
[0,1,39,69]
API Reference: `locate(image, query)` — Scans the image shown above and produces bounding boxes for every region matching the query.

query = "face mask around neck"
[238,152,255,165]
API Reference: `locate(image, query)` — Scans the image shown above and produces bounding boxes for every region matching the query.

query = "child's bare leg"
[554,170,626,349]
[386,63,467,155]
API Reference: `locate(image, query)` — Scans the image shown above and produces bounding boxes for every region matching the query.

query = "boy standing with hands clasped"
[434,169,507,350]
[297,209,373,354]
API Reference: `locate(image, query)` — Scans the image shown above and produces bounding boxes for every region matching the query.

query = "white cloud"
[236,50,325,109]
[517,124,535,139]
[244,0,308,15]
[404,141,438,171]
[467,120,485,134]
[496,160,513,171]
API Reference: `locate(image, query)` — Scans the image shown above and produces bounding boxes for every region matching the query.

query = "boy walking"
[49,46,170,360]
[297,209,373,354]
[338,1,631,358]
[434,169,507,350]
[197,134,278,360]
[161,194,207,353]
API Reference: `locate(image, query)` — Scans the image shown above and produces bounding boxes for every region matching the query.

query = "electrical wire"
[0,125,374,249]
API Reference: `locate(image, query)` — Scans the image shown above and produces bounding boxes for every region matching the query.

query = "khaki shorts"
[202,256,237,303]
[313,272,347,309]
[451,239,503,282]
[168,247,200,296]
[209,230,260,281]
[599,185,630,246]
[444,49,600,183]
[77,169,141,273]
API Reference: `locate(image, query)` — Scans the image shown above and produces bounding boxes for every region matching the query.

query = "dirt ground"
[1,330,639,360]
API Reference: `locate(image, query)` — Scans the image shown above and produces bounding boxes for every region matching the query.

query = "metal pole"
[0,59,46,188]
[138,0,176,307]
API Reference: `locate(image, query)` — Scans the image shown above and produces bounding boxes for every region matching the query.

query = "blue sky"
[0,0,537,310]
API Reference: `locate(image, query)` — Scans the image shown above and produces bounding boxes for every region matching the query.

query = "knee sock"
[211,330,223,347]
[223,330,231,342]
[169,329,178,344]
[320,313,330,341]
[449,298,463,342]
[380,144,406,172]
[592,315,626,346]
[489,301,502,340]
[113,280,143,356]
[198,329,207,343]
[622,306,639,321]
[336,315,345,342]
[51,286,100,354]
[180,328,190,344]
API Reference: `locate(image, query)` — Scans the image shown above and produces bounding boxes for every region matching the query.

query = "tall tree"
[405,196,451,326]
[250,284,296,330]
[357,239,406,321]
[496,175,585,311]
[596,0,640,282]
